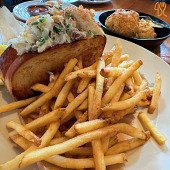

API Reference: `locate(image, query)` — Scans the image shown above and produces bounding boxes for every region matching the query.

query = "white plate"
[78,0,111,5]
[0,35,170,170]
[13,1,75,22]
[13,0,43,22]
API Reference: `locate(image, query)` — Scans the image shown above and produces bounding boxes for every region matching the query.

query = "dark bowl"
[95,10,170,49]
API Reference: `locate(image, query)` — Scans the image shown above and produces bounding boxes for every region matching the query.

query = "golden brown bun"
[0,35,106,100]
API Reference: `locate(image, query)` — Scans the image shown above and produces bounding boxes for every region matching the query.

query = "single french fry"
[10,134,33,150]
[77,70,96,78]
[102,84,125,118]
[50,137,68,146]
[7,121,41,146]
[133,70,142,86]
[101,107,136,122]
[102,48,115,61]
[39,101,50,116]
[31,84,50,93]
[102,60,143,105]
[65,112,88,138]
[61,89,88,123]
[91,59,105,119]
[46,154,127,169]
[67,92,75,103]
[100,67,124,78]
[75,119,109,134]
[66,147,92,155]
[25,109,65,131]
[91,60,106,169]
[39,121,60,148]
[148,73,161,114]
[106,137,149,155]
[102,90,147,112]
[111,39,122,67]
[138,111,166,145]
[119,54,130,63]
[77,78,91,94]
[118,60,134,68]
[65,62,97,81]
[88,84,95,120]
[54,80,74,109]
[120,92,132,101]
[125,77,135,95]
[0,96,37,114]
[101,136,110,153]
[74,110,84,120]
[20,58,78,116]
[92,139,106,170]
[137,100,151,107]
[77,99,88,111]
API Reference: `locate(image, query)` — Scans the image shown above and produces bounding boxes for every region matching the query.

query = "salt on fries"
[0,39,165,170]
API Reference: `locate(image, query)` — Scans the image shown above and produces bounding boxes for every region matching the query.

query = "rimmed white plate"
[78,0,111,5]
[0,35,170,170]
[13,1,75,22]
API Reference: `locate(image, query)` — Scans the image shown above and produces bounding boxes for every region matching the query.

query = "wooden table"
[75,0,170,64]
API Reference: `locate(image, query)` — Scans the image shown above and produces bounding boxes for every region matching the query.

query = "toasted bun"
[0,35,106,100]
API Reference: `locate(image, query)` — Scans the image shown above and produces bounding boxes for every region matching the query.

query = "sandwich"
[0,5,106,100]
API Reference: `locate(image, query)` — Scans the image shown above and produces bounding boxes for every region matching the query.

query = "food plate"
[78,0,111,5]
[95,10,170,49]
[0,35,170,170]
[13,1,75,22]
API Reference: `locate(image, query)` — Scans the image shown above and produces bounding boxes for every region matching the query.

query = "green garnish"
[53,26,61,34]
[39,17,46,23]
[53,24,64,34]
[38,37,46,46]
[37,26,44,32]
[32,21,39,26]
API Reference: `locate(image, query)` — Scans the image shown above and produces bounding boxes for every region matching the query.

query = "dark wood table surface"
[75,0,170,64]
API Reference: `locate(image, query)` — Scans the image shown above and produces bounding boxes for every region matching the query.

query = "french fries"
[0,39,165,170]
[61,88,88,123]
[25,108,64,131]
[100,67,124,78]
[2,123,147,169]
[102,90,147,112]
[75,119,109,134]
[106,137,149,155]
[148,73,161,114]
[46,154,127,169]
[6,121,41,146]
[20,58,78,116]
[0,96,37,114]
[77,78,91,93]
[102,60,143,105]
[91,59,105,119]
[65,62,97,81]
[31,84,50,93]
[138,111,166,145]
[54,79,74,109]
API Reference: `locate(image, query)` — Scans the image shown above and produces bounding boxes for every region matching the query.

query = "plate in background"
[95,10,170,49]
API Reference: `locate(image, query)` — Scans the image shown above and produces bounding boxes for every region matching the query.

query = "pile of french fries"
[0,39,166,170]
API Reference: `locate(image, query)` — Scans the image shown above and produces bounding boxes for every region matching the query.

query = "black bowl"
[95,10,170,49]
